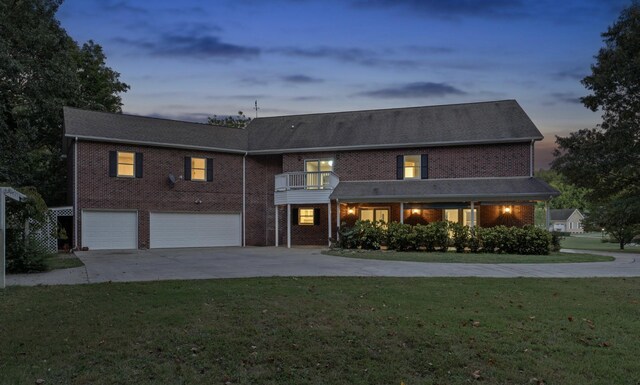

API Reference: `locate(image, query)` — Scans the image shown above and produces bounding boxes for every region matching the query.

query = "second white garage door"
[150,212,241,248]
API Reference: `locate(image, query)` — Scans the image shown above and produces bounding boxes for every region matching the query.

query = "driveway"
[6,247,640,286]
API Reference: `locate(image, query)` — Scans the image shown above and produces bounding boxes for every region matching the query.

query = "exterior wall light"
[504,206,511,214]
[412,209,421,214]
[347,207,355,215]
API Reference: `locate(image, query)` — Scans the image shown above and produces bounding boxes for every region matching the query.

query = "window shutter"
[206,158,214,182]
[109,151,117,177]
[313,208,320,225]
[184,157,191,181]
[135,153,143,178]
[396,155,404,180]
[292,208,299,225]
[421,154,428,179]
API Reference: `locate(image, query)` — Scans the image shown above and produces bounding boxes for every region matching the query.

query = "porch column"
[400,202,404,224]
[470,201,475,228]
[275,206,279,247]
[545,201,550,231]
[287,204,291,248]
[336,199,340,230]
[327,201,332,246]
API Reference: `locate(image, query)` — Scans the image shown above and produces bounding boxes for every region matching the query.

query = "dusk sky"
[57,0,630,169]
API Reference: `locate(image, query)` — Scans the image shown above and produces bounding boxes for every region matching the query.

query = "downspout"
[74,137,78,249]
[530,140,534,177]
[242,152,247,247]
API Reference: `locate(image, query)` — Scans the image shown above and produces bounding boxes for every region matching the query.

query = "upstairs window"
[109,151,143,178]
[397,154,428,180]
[184,156,213,182]
[117,152,135,177]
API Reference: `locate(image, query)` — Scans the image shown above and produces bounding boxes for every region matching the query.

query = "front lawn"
[561,234,640,253]
[325,249,613,263]
[45,253,84,271]
[1,277,639,384]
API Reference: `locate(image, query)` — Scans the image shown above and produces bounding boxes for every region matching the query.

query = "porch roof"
[329,177,559,202]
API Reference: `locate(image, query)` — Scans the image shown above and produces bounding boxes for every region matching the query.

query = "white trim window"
[403,155,421,179]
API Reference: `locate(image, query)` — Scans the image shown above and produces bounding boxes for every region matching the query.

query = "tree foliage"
[535,169,590,211]
[208,111,251,128]
[0,0,129,205]
[584,198,640,250]
[553,2,640,205]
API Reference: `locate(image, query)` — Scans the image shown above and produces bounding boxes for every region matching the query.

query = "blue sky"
[57,0,630,168]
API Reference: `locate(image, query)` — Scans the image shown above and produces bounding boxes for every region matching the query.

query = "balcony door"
[305,159,333,189]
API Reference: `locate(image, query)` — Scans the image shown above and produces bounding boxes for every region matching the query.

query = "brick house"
[64,100,559,250]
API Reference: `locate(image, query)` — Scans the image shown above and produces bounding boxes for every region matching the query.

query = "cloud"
[546,92,583,105]
[270,46,420,68]
[144,112,212,123]
[358,82,466,98]
[113,34,259,60]
[101,0,148,15]
[289,96,326,101]
[351,0,528,19]
[281,75,324,83]
[553,67,587,81]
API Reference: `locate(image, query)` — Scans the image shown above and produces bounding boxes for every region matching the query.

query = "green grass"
[325,249,613,263]
[561,234,640,253]
[44,253,84,271]
[1,278,639,384]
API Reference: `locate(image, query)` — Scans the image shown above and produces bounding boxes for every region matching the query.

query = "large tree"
[552,2,640,247]
[553,2,640,204]
[0,0,128,205]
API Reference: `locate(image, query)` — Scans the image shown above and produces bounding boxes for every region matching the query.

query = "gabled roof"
[550,208,582,221]
[247,100,543,153]
[330,177,560,202]
[63,107,248,153]
[64,100,543,154]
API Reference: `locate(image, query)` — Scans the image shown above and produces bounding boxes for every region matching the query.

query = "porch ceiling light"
[412,209,420,214]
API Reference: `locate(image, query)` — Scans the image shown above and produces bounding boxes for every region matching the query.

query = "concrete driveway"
[6,247,640,286]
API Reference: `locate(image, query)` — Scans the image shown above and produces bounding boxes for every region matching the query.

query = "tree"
[208,111,251,128]
[0,0,129,205]
[553,2,640,205]
[584,198,640,250]
[535,169,590,211]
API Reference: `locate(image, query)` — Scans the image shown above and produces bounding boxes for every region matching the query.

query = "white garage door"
[150,212,241,248]
[82,210,137,250]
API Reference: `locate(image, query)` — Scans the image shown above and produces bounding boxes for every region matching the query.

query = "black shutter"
[108,151,117,177]
[135,152,143,178]
[206,158,214,182]
[421,154,428,179]
[396,155,404,180]
[313,208,320,225]
[184,157,191,181]
[292,208,299,225]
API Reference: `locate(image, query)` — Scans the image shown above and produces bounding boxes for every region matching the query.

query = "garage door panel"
[82,211,137,250]
[150,212,241,248]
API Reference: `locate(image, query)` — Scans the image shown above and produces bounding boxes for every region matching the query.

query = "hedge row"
[337,221,553,255]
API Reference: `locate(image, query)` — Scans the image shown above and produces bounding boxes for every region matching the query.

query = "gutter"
[74,137,78,249]
[242,152,247,247]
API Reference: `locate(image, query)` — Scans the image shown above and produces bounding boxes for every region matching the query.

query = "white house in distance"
[549,208,584,233]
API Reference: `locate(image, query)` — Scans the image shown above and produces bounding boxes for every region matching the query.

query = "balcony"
[274,171,339,205]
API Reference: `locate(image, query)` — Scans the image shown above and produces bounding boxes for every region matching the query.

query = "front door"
[360,208,389,223]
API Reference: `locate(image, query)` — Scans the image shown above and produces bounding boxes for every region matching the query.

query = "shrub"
[450,222,470,253]
[468,227,482,253]
[386,222,415,251]
[431,221,450,252]
[518,226,552,255]
[414,223,434,251]
[6,234,50,273]
[338,222,359,249]
[358,220,384,250]
[550,231,564,252]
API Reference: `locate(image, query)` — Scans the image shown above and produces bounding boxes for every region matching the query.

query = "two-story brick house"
[64,100,559,250]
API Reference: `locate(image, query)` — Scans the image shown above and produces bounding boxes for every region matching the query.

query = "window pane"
[360,209,374,222]
[192,169,206,181]
[192,158,205,169]
[403,155,421,179]
[305,160,319,172]
[118,164,134,176]
[444,209,459,223]
[118,152,134,165]
[463,209,478,226]
[299,208,314,225]
[319,160,334,172]
[375,209,389,223]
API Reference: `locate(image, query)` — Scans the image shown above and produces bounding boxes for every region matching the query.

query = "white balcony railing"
[275,171,339,191]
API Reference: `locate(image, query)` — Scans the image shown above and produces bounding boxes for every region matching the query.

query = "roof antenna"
[254,100,259,118]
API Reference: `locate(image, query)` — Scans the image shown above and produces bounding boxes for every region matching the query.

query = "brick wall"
[282,142,531,180]
[479,204,535,227]
[76,141,245,248]
[245,155,282,246]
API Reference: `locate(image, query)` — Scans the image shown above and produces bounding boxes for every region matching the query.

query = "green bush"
[386,222,415,251]
[431,221,450,252]
[468,227,482,253]
[6,234,50,273]
[414,224,434,251]
[358,220,384,250]
[550,231,564,252]
[450,222,470,253]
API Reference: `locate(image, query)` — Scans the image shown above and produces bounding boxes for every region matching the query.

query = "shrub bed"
[337,221,552,255]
